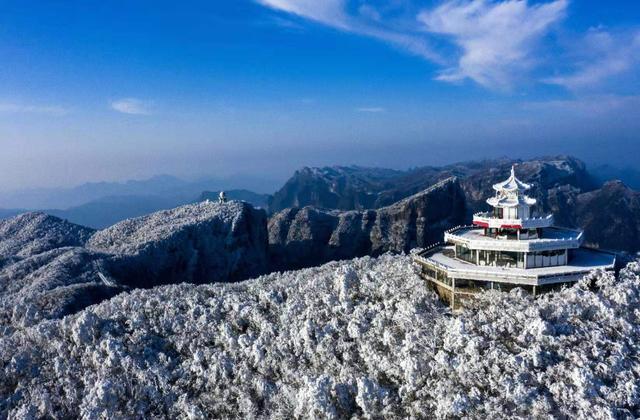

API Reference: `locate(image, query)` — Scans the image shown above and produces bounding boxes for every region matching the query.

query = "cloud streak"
[257,0,348,29]
[256,0,442,62]
[110,98,152,115]
[0,103,69,116]
[545,29,640,90]
[522,94,640,117]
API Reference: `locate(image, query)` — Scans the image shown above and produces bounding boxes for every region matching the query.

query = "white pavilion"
[414,166,616,310]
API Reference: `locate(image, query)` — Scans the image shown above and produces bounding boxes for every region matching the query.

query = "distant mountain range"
[268,156,597,214]
[268,156,640,253]
[1,157,640,251]
[0,174,280,209]
[0,175,277,229]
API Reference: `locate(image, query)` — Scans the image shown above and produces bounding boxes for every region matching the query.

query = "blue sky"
[0,0,639,190]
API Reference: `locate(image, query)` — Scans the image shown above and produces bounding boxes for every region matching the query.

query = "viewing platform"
[415,245,615,287]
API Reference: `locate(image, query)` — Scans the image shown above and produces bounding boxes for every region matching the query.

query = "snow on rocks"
[0,212,94,263]
[0,201,270,336]
[87,200,269,287]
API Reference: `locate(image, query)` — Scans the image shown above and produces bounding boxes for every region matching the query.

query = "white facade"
[414,166,616,310]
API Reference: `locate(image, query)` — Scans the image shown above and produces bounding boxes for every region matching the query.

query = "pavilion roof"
[487,194,537,208]
[493,165,532,192]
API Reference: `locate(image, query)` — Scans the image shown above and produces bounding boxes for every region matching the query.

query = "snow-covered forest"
[2,254,639,419]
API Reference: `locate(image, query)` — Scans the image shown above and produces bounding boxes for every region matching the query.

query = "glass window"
[517,252,524,268]
[496,251,519,268]
[456,244,475,264]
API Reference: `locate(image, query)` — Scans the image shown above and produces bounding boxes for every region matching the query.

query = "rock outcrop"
[268,177,466,270]
[88,201,270,287]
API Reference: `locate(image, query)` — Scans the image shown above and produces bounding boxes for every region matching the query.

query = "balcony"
[414,245,616,286]
[444,226,584,252]
[472,212,554,230]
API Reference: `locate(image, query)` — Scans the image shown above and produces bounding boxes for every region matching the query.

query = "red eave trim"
[501,224,522,229]
[473,221,489,228]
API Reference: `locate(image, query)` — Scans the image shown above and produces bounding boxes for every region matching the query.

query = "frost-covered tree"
[1,255,639,419]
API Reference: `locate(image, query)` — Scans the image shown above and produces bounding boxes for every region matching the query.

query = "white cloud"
[356,107,386,113]
[257,0,348,28]
[418,0,567,89]
[256,0,441,62]
[545,29,640,90]
[0,103,69,116]
[110,98,152,115]
[256,0,638,92]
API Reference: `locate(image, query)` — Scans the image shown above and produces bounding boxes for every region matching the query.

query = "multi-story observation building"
[414,166,616,310]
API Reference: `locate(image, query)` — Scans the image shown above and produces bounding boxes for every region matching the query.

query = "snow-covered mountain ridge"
[88,201,270,288]
[0,201,269,335]
[1,254,639,418]
[0,184,462,337]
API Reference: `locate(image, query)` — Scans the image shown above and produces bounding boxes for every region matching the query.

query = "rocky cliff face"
[268,156,640,252]
[268,166,406,213]
[88,201,270,287]
[268,177,466,270]
[268,156,597,216]
[573,181,640,252]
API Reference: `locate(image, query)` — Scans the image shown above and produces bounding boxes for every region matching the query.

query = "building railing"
[472,212,554,229]
[445,225,475,235]
[445,227,584,252]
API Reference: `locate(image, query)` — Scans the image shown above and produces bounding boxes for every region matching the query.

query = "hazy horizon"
[0,150,633,197]
[1,0,639,191]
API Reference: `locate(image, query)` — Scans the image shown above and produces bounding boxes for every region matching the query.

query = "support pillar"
[451,278,456,310]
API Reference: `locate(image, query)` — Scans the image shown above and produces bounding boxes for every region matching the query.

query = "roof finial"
[511,164,516,178]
